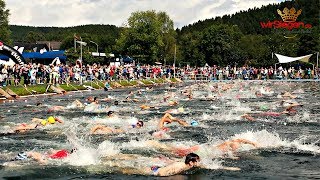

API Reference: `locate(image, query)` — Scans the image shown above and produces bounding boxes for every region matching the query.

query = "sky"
[6,0,284,28]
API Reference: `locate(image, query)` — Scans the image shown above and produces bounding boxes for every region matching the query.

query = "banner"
[0,41,25,65]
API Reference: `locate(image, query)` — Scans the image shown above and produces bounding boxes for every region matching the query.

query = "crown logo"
[277,7,302,22]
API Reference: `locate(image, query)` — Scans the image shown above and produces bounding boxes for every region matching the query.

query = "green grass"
[3,84,54,96]
[0,78,183,97]
[170,78,178,83]
[118,80,135,86]
[152,78,166,83]
[141,80,154,85]
[59,84,87,91]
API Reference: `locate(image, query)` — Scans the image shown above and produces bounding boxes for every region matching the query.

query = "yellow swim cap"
[178,107,184,112]
[41,120,47,126]
[47,116,56,124]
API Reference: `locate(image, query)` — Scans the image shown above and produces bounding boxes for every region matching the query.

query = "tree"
[116,10,175,64]
[201,24,243,66]
[26,31,45,43]
[0,0,11,44]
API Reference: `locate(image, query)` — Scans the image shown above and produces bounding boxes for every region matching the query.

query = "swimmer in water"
[140,104,155,110]
[90,120,144,134]
[13,148,76,164]
[150,153,201,176]
[13,116,63,133]
[119,153,239,176]
[241,104,300,121]
[158,113,188,130]
[47,99,84,112]
[145,138,257,158]
[280,91,297,99]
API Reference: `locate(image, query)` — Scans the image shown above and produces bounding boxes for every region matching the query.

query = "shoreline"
[0,78,182,103]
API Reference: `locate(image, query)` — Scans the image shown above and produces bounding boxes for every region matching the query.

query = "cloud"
[6,0,282,28]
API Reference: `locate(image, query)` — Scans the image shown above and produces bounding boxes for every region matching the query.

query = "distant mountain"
[9,24,120,42]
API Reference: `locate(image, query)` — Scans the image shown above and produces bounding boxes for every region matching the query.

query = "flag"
[74,33,81,40]
[76,41,87,46]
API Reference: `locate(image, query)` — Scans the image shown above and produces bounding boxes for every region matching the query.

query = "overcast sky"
[6,0,283,28]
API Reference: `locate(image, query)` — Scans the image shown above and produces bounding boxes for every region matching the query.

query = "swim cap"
[47,116,56,124]
[178,107,184,113]
[260,105,268,110]
[190,120,199,126]
[41,120,47,126]
[15,152,28,160]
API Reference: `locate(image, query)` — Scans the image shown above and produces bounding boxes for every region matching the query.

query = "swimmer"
[158,113,188,130]
[48,99,84,112]
[13,148,76,164]
[90,125,124,134]
[90,120,144,134]
[168,100,178,106]
[32,116,63,124]
[13,116,63,133]
[216,138,258,155]
[145,138,257,158]
[241,104,300,121]
[150,153,201,176]
[280,91,297,99]
[140,104,155,110]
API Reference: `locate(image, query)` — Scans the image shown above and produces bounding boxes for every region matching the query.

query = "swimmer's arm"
[235,139,257,147]
[54,117,63,123]
[32,118,44,123]
[175,119,189,126]
[241,114,255,121]
[27,152,47,164]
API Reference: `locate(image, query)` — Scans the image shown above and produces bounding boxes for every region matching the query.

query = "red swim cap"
[49,150,69,159]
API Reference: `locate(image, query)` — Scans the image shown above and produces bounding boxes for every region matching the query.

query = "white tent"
[275,53,313,63]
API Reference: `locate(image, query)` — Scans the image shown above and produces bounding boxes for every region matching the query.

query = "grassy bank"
[1,78,181,97]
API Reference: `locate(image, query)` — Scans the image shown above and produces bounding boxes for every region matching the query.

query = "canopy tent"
[275,53,313,64]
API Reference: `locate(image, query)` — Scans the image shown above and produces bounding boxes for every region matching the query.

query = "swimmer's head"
[114,101,119,106]
[107,111,114,117]
[86,96,94,102]
[40,120,47,126]
[185,153,200,166]
[70,148,78,154]
[136,120,144,128]
[47,116,56,124]
[190,120,199,126]
[36,102,42,106]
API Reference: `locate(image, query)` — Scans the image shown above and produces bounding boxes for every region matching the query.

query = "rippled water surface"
[0,81,319,179]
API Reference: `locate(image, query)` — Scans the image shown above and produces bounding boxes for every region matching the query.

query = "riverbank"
[0,78,182,101]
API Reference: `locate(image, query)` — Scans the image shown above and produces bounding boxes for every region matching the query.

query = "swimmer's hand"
[221,166,241,171]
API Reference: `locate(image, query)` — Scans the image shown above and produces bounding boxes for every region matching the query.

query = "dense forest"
[7,0,320,67]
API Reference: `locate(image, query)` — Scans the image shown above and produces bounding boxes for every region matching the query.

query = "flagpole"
[174,44,176,78]
[80,37,83,61]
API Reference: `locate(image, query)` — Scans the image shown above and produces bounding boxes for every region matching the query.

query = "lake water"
[0,81,319,179]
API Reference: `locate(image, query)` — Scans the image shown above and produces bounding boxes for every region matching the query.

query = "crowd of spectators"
[0,62,319,87]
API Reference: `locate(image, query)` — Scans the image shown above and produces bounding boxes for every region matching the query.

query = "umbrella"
[155,62,162,65]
